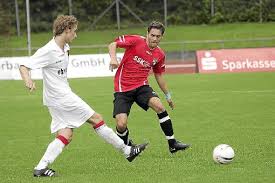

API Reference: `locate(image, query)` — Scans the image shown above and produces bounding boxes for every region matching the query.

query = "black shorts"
[113,85,159,118]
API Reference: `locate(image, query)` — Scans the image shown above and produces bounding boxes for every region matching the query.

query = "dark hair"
[147,21,165,35]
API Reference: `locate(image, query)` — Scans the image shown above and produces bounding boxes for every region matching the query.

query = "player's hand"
[24,79,36,92]
[167,99,174,110]
[109,60,119,72]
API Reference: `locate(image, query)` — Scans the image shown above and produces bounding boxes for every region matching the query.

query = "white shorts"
[48,94,95,133]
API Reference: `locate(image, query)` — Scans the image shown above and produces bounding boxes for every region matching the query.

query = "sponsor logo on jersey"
[57,68,67,75]
[152,58,158,66]
[133,55,150,68]
[55,60,62,64]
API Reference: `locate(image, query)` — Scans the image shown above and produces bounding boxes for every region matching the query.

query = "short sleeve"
[21,48,51,69]
[153,55,165,74]
[115,35,141,49]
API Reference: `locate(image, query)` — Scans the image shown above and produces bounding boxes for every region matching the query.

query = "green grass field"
[0,72,274,183]
[1,23,275,56]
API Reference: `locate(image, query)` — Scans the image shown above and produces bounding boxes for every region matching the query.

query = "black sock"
[157,111,175,145]
[116,127,129,145]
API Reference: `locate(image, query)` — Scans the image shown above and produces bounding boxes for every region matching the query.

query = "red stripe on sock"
[93,121,105,129]
[57,135,69,145]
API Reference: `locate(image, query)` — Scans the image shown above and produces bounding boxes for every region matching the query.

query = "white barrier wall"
[0,53,123,80]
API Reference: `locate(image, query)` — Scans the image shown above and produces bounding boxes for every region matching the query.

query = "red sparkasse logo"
[196,48,275,73]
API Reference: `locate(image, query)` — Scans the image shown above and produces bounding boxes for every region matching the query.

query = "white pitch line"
[191,90,275,94]
[166,64,196,68]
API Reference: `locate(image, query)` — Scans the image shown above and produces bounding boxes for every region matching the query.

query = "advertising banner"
[196,48,275,73]
[0,53,123,80]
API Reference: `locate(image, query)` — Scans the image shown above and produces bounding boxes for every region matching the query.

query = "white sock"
[94,122,131,157]
[34,138,65,170]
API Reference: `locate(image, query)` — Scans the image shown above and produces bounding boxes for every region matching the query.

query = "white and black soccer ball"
[213,144,235,164]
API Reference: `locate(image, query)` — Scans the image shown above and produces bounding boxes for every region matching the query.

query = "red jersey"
[114,35,165,92]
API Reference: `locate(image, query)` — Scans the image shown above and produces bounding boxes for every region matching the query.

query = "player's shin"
[94,121,131,156]
[116,127,130,145]
[34,135,69,170]
[157,110,176,146]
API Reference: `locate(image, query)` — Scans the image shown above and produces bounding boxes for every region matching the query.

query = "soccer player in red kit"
[108,21,190,153]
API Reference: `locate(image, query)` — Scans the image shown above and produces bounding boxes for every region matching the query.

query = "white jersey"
[22,38,73,107]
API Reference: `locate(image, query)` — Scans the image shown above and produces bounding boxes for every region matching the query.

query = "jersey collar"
[51,38,70,53]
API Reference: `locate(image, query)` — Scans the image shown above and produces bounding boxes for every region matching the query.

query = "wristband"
[165,92,172,100]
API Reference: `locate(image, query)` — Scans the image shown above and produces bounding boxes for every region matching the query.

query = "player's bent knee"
[115,114,128,130]
[116,120,127,130]
[149,98,165,113]
[56,128,73,144]
[153,104,165,113]
[88,112,104,124]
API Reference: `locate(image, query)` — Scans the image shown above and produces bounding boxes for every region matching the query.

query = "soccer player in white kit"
[19,15,148,177]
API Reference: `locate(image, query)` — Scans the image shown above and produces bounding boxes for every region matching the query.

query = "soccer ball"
[213,144,235,164]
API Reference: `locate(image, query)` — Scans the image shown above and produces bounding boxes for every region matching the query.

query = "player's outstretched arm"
[154,73,174,110]
[19,65,36,92]
[108,42,119,72]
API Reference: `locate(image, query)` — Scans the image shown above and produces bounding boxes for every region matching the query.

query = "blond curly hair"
[53,15,78,36]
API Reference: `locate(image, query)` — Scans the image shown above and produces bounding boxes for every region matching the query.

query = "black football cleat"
[127,143,148,162]
[169,140,190,153]
[33,167,56,177]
